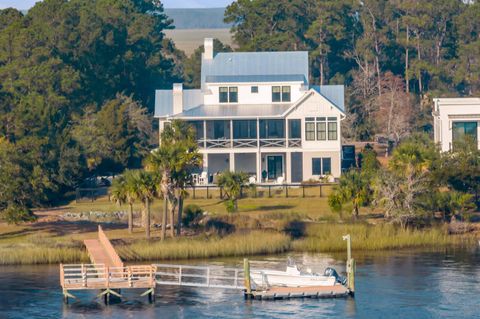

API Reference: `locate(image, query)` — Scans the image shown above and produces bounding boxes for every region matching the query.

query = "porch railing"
[198,138,301,149]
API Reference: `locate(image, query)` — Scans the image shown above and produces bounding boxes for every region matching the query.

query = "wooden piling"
[243,258,252,298]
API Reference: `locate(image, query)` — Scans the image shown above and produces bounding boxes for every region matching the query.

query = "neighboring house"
[433,98,480,152]
[154,38,345,183]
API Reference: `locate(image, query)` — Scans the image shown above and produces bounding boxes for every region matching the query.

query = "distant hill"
[164,8,232,29]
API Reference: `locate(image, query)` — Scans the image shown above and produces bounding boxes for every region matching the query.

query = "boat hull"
[251,270,337,287]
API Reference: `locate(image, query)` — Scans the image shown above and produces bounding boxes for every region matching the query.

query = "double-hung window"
[219,86,238,103]
[305,117,337,141]
[312,158,332,175]
[272,86,291,102]
[305,117,315,141]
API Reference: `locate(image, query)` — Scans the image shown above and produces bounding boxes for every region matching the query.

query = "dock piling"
[243,258,252,298]
[343,234,355,296]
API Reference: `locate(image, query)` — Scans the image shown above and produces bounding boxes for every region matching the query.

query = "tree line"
[222,0,480,141]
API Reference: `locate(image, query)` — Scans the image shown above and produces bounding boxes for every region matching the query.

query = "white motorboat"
[250,258,345,288]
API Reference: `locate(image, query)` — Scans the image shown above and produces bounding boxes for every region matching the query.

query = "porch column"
[202,153,208,173]
[229,153,235,172]
[230,120,233,148]
[203,120,207,148]
[285,152,292,183]
[256,151,262,183]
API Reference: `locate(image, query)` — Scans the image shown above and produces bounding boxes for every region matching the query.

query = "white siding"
[204,82,304,105]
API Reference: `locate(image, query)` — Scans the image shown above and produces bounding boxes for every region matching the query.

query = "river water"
[0,248,479,319]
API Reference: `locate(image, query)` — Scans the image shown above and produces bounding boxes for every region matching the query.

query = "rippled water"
[0,248,479,319]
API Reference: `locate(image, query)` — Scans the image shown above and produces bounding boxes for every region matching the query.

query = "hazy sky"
[0,0,234,10]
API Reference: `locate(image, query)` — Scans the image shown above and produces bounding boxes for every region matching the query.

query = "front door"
[267,155,283,180]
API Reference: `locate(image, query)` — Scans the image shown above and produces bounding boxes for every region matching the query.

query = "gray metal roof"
[154,89,203,117]
[310,85,345,112]
[201,51,308,89]
[205,74,306,83]
[170,103,293,119]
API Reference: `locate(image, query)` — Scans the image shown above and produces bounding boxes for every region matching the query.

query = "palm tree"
[328,169,371,218]
[146,120,201,239]
[217,171,249,212]
[110,170,136,233]
[128,170,157,239]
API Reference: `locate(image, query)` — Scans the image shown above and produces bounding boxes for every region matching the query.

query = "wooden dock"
[60,227,355,304]
[60,226,156,304]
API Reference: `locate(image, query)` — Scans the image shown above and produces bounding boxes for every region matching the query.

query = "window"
[317,117,326,141]
[322,158,331,175]
[272,86,281,102]
[219,87,228,103]
[312,157,332,175]
[259,119,285,138]
[251,86,258,93]
[282,86,291,102]
[305,118,315,141]
[328,120,337,140]
[233,120,257,139]
[289,119,301,138]
[272,86,291,102]
[219,86,237,103]
[229,87,238,103]
[312,158,322,175]
[452,122,477,144]
[188,121,204,140]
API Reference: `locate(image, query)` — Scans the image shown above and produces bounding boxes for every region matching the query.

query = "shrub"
[2,205,37,224]
[182,204,203,228]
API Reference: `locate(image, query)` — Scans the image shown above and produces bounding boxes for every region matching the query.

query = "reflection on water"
[0,248,479,319]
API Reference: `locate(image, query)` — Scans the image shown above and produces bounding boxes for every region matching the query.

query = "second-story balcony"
[189,119,302,149]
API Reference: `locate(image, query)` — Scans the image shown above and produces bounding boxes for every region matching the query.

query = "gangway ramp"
[83,225,123,268]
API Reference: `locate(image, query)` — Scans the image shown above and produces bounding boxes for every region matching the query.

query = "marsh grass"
[117,231,291,261]
[292,223,477,252]
[0,235,88,265]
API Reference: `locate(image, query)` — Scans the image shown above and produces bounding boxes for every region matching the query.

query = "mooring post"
[343,234,355,296]
[243,258,252,298]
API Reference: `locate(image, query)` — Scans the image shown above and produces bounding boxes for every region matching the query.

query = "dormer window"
[272,86,291,102]
[219,86,238,103]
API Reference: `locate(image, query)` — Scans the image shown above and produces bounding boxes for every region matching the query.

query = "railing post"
[319,184,323,197]
[128,266,132,287]
[302,185,305,198]
[207,186,209,199]
[268,185,271,198]
[193,185,196,199]
[82,264,86,287]
[285,185,288,198]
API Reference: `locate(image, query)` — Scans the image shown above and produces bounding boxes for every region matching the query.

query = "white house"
[154,38,345,183]
[433,98,480,152]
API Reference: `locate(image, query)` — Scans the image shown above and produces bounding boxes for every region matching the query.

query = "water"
[0,248,479,319]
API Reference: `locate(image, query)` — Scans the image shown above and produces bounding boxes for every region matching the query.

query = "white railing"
[205,139,231,148]
[154,264,245,290]
[260,138,286,148]
[233,139,258,148]
[288,138,302,147]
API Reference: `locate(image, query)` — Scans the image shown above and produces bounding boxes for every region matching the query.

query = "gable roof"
[154,89,203,117]
[205,74,306,84]
[201,51,308,88]
[310,85,345,112]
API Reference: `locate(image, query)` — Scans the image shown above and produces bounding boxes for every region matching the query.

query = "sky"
[0,0,234,10]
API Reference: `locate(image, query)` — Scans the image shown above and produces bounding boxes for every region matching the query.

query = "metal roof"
[154,89,203,117]
[170,103,293,119]
[205,74,306,84]
[201,51,308,89]
[310,85,345,112]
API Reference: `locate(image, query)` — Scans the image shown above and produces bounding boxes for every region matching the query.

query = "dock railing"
[97,225,124,268]
[60,263,155,290]
[154,264,245,290]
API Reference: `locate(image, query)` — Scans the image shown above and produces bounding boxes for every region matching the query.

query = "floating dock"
[60,226,355,304]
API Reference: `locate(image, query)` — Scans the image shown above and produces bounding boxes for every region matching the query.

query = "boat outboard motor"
[324,267,347,285]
